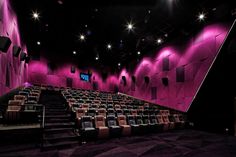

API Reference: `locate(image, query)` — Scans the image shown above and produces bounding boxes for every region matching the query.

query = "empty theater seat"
[156,115,169,131]
[117,115,131,136]
[87,108,96,117]
[94,115,109,138]
[162,115,175,129]
[116,109,123,116]
[127,115,140,134]
[8,99,24,106]
[172,114,185,129]
[107,115,121,137]
[107,108,116,116]
[14,95,26,103]
[80,116,96,140]
[97,108,106,116]
[149,115,162,132]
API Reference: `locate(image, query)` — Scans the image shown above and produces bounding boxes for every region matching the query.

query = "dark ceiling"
[10,0,236,73]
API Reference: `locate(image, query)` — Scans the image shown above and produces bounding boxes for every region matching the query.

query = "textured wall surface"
[118,24,229,112]
[0,0,28,96]
[28,24,229,112]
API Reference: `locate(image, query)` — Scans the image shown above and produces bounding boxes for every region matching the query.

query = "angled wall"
[0,0,28,96]
[119,24,229,112]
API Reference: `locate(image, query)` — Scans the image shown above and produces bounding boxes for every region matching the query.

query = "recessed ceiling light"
[157,38,162,44]
[137,51,141,55]
[148,10,151,14]
[58,0,63,4]
[95,56,99,60]
[32,11,40,20]
[107,44,112,50]
[80,34,85,41]
[85,24,88,28]
[126,22,134,32]
[198,13,206,21]
[118,63,121,66]
[37,41,41,45]
[73,51,77,55]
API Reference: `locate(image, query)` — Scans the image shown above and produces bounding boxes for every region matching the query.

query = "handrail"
[42,105,45,128]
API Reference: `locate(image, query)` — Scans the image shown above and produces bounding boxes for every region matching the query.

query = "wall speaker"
[20,52,27,61]
[176,66,185,82]
[0,36,11,52]
[92,82,98,90]
[131,76,136,83]
[13,46,21,57]
[122,76,126,86]
[162,77,169,86]
[25,56,30,63]
[144,76,150,84]
[71,66,75,73]
[163,57,170,71]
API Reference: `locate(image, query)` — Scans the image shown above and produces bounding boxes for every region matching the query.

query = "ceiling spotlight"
[107,44,112,50]
[37,41,41,45]
[80,34,85,41]
[137,51,141,55]
[148,10,151,14]
[128,24,133,30]
[157,38,162,44]
[58,0,63,4]
[32,11,40,20]
[198,13,206,21]
[73,51,77,55]
[118,63,121,66]
[126,22,134,32]
[95,56,99,60]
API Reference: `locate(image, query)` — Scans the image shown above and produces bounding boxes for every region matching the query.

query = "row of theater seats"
[62,88,187,139]
[4,85,42,123]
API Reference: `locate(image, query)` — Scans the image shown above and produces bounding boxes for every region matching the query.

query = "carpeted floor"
[1,129,236,157]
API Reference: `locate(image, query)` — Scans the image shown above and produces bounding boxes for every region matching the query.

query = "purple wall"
[28,24,229,112]
[118,24,229,112]
[0,0,28,96]
[28,58,119,92]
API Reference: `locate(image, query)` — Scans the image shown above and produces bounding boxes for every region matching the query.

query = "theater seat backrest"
[76,108,86,119]
[136,115,143,125]
[157,115,164,123]
[14,95,26,101]
[131,109,137,116]
[127,115,136,125]
[162,115,170,123]
[150,115,158,124]
[107,115,117,127]
[7,105,21,111]
[117,115,127,126]
[95,115,106,128]
[97,108,106,116]
[8,100,24,106]
[81,116,94,129]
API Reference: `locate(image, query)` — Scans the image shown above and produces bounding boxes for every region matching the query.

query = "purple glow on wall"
[118,24,228,112]
[0,0,28,96]
[28,23,229,112]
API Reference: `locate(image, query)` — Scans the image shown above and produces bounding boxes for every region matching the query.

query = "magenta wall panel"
[0,0,28,96]
[28,23,229,112]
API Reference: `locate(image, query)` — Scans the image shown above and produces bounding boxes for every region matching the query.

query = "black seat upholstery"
[81,116,96,140]
[106,115,121,137]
